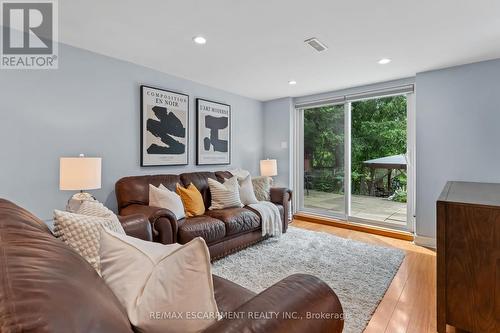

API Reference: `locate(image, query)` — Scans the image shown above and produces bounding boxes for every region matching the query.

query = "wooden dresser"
[437,181,500,333]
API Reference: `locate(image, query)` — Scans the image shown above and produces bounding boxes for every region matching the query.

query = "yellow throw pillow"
[176,183,205,217]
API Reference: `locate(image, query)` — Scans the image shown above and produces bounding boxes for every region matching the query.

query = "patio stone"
[304,190,407,225]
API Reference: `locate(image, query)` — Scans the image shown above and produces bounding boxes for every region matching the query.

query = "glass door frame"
[293,92,416,233]
[296,102,349,221]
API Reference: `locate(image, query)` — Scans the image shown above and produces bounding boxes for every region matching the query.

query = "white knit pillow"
[99,229,218,333]
[207,176,243,210]
[239,175,259,205]
[77,201,125,234]
[53,210,122,274]
[149,184,185,220]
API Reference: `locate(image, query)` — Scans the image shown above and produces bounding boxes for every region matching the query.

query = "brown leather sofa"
[0,199,343,333]
[116,171,292,260]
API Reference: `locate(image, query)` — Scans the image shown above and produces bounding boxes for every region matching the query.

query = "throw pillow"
[76,200,125,234]
[228,168,250,180]
[53,209,122,274]
[149,184,186,220]
[238,175,259,205]
[99,228,218,333]
[252,176,271,201]
[207,176,243,210]
[176,183,205,217]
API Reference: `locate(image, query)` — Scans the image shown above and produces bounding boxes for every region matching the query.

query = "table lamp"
[60,154,102,212]
[260,159,277,185]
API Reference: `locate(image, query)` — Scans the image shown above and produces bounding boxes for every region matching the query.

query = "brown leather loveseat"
[116,171,292,260]
[0,199,343,333]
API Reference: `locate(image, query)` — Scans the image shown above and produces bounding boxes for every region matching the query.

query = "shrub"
[390,187,407,203]
[309,170,344,193]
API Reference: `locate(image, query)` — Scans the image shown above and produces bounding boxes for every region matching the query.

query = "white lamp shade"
[260,159,278,177]
[60,157,102,191]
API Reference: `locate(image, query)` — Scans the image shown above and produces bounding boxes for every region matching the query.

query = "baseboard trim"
[293,213,414,241]
[413,235,436,249]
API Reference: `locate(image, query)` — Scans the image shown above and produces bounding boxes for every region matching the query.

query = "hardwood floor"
[291,219,439,333]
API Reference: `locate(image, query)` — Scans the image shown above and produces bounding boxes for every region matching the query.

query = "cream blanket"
[249,201,282,237]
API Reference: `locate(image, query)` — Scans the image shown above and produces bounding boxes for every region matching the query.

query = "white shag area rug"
[212,226,405,333]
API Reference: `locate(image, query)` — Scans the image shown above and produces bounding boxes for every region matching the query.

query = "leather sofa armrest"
[270,187,292,233]
[120,204,178,244]
[203,274,343,333]
[118,214,152,241]
[270,187,292,204]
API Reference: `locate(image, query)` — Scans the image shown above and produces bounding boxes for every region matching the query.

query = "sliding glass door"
[349,96,408,228]
[303,104,345,218]
[297,92,414,232]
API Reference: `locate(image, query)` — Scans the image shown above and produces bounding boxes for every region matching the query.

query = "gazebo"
[363,154,407,195]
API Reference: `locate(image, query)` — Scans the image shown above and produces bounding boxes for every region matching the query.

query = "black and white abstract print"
[196,99,231,165]
[141,86,189,166]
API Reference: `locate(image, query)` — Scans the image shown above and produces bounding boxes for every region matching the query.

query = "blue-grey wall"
[263,97,293,187]
[415,58,500,240]
[0,43,264,220]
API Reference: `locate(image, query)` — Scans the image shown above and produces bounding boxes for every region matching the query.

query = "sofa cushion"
[116,174,181,211]
[99,229,218,333]
[205,207,261,236]
[252,176,272,201]
[77,200,126,234]
[53,209,125,274]
[180,171,218,209]
[238,175,259,205]
[176,183,206,217]
[178,215,226,244]
[207,176,243,210]
[149,184,185,220]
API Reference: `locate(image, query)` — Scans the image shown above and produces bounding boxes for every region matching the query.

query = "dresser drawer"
[437,181,500,333]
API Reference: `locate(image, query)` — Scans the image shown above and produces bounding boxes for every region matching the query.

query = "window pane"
[303,104,345,215]
[350,95,407,225]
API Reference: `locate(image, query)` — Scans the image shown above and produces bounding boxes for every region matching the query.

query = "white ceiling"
[60,0,500,101]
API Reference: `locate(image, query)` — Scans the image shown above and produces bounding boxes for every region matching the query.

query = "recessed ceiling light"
[378,58,392,65]
[288,80,297,85]
[193,36,207,45]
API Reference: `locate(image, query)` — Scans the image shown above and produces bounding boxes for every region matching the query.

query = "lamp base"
[66,192,96,213]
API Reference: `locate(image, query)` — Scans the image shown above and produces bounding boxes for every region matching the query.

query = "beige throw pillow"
[207,176,243,210]
[99,229,218,333]
[252,176,271,201]
[238,175,259,205]
[149,184,186,220]
[228,168,250,179]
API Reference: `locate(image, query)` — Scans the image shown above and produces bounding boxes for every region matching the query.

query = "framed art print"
[141,85,189,166]
[196,98,231,165]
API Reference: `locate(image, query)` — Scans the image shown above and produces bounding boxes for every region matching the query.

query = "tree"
[304,105,344,192]
[303,95,407,195]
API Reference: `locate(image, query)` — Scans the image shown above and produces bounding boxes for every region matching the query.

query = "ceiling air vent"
[304,37,328,52]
